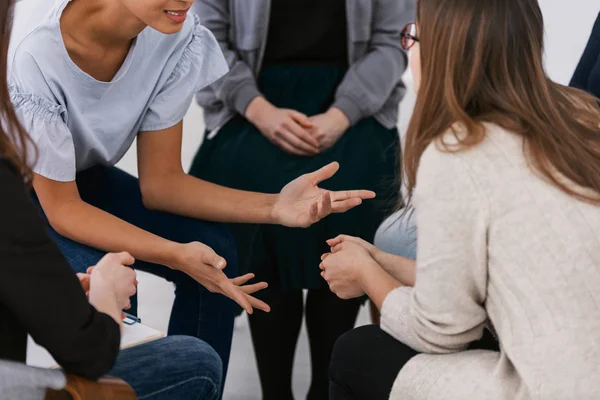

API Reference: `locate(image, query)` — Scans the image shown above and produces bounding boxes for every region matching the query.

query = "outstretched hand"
[271,162,376,228]
[173,242,271,315]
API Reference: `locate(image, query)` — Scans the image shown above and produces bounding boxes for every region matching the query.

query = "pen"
[123,312,142,325]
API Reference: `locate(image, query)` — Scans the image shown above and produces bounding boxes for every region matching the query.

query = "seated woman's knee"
[330,325,379,381]
[165,336,223,392]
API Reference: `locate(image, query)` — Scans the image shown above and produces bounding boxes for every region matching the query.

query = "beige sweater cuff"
[380,286,417,344]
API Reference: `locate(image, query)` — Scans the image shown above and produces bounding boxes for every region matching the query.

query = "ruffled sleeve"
[140,14,229,132]
[9,87,76,182]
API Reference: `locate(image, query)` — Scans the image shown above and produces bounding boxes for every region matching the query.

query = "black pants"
[249,289,362,400]
[329,325,500,400]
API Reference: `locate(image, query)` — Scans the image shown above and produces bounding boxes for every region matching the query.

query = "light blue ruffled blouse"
[9,0,228,182]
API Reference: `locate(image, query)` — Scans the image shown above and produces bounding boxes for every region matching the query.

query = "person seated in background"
[1,4,221,399]
[8,0,375,388]
[188,1,415,397]
[321,0,600,399]
[571,11,600,97]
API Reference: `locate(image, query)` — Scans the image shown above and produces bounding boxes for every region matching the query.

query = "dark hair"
[403,0,600,210]
[0,0,36,183]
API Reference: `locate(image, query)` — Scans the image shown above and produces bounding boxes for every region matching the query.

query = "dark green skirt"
[190,65,400,291]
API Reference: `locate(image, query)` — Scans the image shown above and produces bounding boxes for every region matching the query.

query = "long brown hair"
[0,0,35,182]
[403,0,600,208]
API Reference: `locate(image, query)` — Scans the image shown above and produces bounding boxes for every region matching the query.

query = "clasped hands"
[319,235,382,300]
[246,96,350,157]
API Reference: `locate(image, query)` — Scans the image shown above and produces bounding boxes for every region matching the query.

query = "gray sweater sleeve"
[380,141,489,353]
[191,0,262,116]
[332,0,415,125]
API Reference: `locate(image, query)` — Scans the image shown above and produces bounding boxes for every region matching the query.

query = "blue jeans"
[33,166,236,389]
[111,336,222,400]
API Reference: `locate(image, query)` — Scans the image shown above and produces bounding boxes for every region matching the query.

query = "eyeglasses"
[401,22,419,51]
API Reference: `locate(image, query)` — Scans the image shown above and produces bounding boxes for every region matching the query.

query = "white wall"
[540,0,598,84]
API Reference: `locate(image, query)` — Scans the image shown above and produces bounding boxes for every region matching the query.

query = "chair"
[0,360,136,400]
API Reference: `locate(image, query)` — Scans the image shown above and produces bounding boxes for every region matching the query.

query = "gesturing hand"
[246,97,319,157]
[271,162,376,228]
[173,242,270,314]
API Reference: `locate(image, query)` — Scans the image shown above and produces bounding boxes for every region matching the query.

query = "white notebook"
[26,321,165,369]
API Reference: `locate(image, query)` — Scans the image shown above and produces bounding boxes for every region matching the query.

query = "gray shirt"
[9,0,228,181]
[192,0,416,133]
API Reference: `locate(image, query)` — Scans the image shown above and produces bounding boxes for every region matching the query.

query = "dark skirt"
[190,65,400,291]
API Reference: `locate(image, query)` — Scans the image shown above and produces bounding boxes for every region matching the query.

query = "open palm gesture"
[272,162,376,228]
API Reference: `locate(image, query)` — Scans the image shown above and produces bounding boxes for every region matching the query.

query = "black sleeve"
[570,12,600,97]
[0,161,120,380]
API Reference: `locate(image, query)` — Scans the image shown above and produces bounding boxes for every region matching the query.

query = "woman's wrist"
[327,107,351,130]
[245,96,272,125]
[164,242,190,272]
[360,261,403,310]
[89,277,122,326]
[357,259,383,289]
[263,193,279,224]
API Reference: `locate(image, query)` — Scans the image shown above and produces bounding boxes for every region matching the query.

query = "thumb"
[308,162,340,185]
[204,250,227,270]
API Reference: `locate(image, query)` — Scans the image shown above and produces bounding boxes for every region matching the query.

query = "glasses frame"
[401,22,419,51]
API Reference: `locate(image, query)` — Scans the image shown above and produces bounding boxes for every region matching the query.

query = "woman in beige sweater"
[321,0,600,399]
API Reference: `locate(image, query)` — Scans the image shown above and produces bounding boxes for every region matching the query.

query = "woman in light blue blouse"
[8,0,374,387]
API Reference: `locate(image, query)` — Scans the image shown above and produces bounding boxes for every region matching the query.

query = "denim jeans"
[33,166,236,391]
[111,336,222,400]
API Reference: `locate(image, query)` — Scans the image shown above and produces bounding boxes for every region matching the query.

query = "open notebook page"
[26,322,165,369]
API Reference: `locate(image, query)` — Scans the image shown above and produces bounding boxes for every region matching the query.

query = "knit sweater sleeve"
[380,139,490,353]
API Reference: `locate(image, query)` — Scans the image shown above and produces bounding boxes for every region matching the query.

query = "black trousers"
[329,325,499,400]
[249,289,362,400]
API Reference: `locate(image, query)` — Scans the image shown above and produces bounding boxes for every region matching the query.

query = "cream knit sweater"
[381,124,600,400]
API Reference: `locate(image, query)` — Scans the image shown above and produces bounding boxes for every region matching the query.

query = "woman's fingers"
[321,253,332,261]
[331,198,363,213]
[332,243,344,253]
[331,190,376,201]
[285,118,319,148]
[326,237,342,246]
[222,282,254,314]
[245,293,271,313]
[309,202,319,225]
[202,248,227,270]
[307,162,340,185]
[273,135,313,157]
[327,234,357,246]
[288,110,314,129]
[280,126,318,154]
[239,282,269,295]
[116,251,135,266]
[231,273,255,286]
[317,191,333,219]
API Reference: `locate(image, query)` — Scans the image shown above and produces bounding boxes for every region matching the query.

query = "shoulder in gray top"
[192,0,416,133]
[9,0,228,182]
